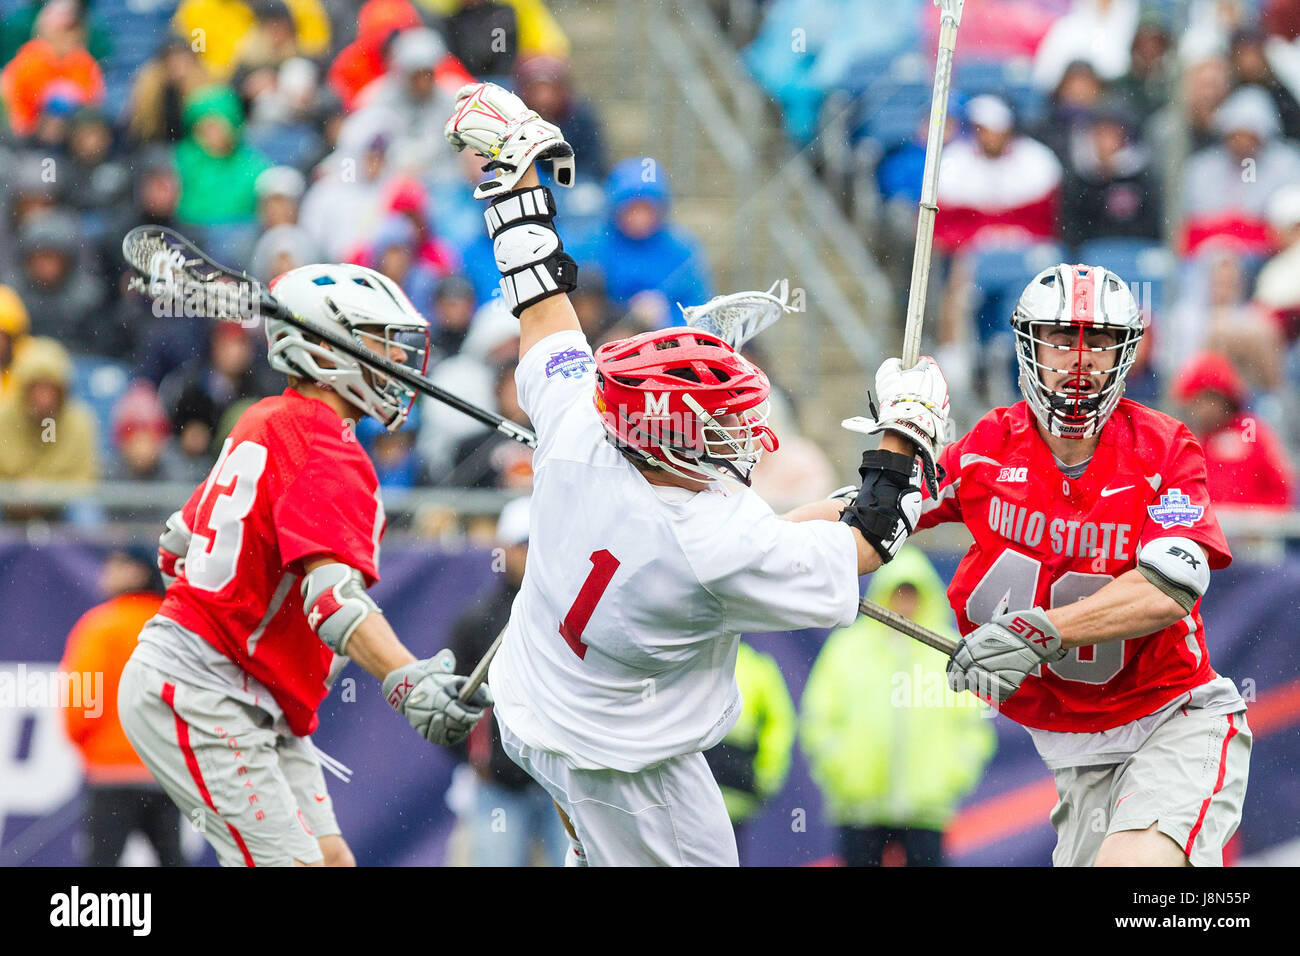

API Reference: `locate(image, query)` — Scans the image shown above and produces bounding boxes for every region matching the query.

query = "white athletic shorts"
[498,715,739,867]
[1048,707,1251,867]
[119,653,339,867]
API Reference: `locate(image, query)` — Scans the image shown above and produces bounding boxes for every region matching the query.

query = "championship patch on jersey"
[1147,488,1204,528]
[545,348,594,380]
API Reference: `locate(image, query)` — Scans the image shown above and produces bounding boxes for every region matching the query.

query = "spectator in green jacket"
[703,640,796,862]
[800,547,996,866]
[173,85,271,227]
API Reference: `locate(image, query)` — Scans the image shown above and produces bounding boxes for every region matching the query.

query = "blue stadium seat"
[851,79,931,150]
[1075,237,1176,319]
[968,242,1065,344]
[71,355,132,459]
[952,58,1046,127]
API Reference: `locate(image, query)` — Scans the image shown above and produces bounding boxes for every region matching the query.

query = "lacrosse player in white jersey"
[445,83,952,866]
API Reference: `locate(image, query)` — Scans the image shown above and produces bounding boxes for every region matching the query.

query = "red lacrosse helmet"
[593,326,778,484]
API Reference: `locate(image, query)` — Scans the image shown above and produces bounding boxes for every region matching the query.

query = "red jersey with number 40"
[917,399,1231,732]
[158,389,384,736]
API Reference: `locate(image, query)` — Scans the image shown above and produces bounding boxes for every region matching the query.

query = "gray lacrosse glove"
[382,649,492,747]
[946,607,1066,703]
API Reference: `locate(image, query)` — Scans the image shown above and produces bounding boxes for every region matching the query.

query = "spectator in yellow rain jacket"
[0,284,31,399]
[703,640,796,862]
[800,546,996,866]
[172,0,329,80]
[419,0,569,61]
[0,336,98,484]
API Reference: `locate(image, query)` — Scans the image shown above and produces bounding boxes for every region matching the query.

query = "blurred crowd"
[740,0,1300,512]
[0,0,724,516]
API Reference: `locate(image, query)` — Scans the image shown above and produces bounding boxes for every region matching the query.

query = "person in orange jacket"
[0,0,104,136]
[327,0,473,111]
[60,545,184,866]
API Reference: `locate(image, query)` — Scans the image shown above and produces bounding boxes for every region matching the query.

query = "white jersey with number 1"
[489,330,860,773]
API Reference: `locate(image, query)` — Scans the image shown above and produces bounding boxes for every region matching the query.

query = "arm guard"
[158,509,191,588]
[1137,537,1209,614]
[484,185,578,316]
[839,450,923,563]
[301,563,381,655]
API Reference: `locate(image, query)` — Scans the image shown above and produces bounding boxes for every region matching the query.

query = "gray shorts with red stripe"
[1047,706,1251,867]
[118,654,338,867]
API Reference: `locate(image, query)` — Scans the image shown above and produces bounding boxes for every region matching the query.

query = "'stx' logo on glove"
[1008,616,1052,649]
[386,676,414,710]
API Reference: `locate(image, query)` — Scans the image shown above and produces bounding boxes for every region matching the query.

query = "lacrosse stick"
[857,596,957,655]
[872,0,966,656]
[121,226,537,448]
[458,624,505,703]
[678,278,801,351]
[901,0,965,369]
[456,281,801,702]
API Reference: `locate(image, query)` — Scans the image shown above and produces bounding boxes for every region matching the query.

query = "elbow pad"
[301,563,381,655]
[839,450,923,563]
[158,509,192,588]
[1137,537,1209,613]
[485,186,578,316]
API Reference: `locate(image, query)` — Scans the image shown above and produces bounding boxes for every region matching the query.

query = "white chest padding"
[1137,537,1210,613]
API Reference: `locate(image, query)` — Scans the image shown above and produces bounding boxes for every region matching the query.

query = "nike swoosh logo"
[1100,485,1134,497]
[314,795,328,803]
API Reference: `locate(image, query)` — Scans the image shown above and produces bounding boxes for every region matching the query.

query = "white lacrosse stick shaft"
[901,0,965,370]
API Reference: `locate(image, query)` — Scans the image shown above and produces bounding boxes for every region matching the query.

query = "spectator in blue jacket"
[571,157,711,313]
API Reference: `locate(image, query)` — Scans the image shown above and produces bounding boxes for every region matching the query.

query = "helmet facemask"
[1014,321,1140,439]
[346,316,430,428]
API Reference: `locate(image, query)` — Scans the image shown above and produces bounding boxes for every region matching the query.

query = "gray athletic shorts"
[119,654,339,867]
[1049,707,1251,867]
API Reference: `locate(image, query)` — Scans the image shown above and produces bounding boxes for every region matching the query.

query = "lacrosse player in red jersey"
[922,264,1251,866]
[444,82,952,866]
[118,263,492,867]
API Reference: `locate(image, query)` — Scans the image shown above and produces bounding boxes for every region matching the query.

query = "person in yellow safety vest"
[800,546,997,866]
[702,640,796,862]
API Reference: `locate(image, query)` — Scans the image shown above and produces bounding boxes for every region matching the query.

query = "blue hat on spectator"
[607,157,671,213]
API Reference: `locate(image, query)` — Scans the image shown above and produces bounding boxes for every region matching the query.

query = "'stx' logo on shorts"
[997,466,1028,483]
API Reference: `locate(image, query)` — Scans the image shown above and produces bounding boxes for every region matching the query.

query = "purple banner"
[2,539,1297,866]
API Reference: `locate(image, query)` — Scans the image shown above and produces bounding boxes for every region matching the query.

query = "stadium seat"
[1075,237,1176,320]
[850,78,931,150]
[967,242,1065,342]
[71,355,132,460]
[951,58,1045,127]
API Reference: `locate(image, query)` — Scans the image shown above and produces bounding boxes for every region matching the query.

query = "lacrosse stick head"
[678,279,798,351]
[122,225,266,327]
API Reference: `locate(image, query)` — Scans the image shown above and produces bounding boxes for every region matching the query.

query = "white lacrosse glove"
[843,355,950,498]
[157,509,191,588]
[946,608,1066,703]
[382,649,492,747]
[445,82,575,200]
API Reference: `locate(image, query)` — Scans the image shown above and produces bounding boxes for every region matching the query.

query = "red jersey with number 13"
[917,399,1231,732]
[158,389,384,735]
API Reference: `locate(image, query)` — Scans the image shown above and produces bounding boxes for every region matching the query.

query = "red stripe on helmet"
[1070,265,1096,326]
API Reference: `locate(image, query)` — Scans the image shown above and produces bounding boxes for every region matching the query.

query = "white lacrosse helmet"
[266,264,430,430]
[1011,263,1144,439]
